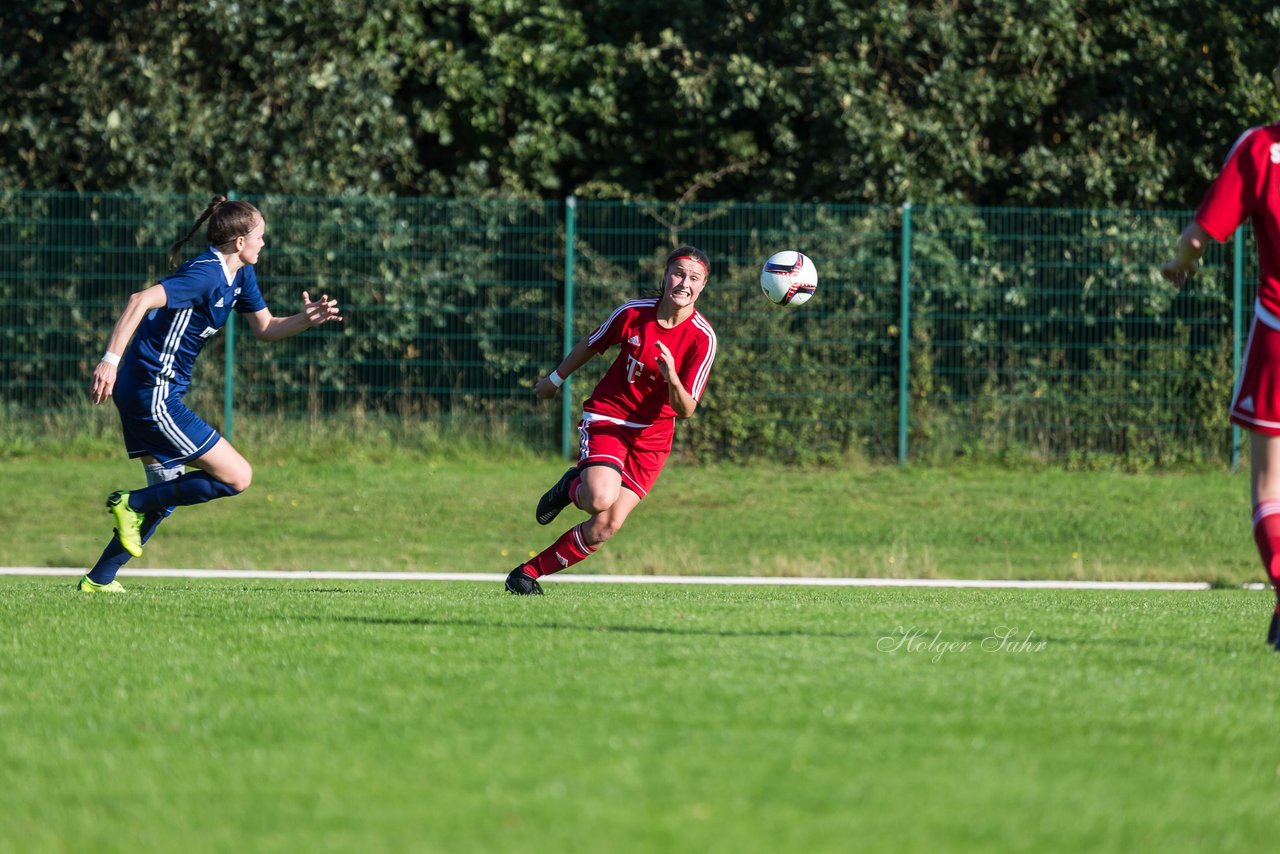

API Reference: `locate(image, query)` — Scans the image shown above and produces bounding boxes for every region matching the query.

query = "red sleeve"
[585,303,633,353]
[1196,128,1265,242]
[679,316,717,400]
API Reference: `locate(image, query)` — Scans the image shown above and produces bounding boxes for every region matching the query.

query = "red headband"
[670,255,708,274]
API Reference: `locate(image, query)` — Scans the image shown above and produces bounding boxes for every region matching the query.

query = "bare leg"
[188,438,253,492]
[576,465,623,515]
[1248,431,1280,647]
[509,468,645,592]
[579,485,641,548]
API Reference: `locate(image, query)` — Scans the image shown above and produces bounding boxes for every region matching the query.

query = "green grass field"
[0,454,1264,582]
[3,448,1277,850]
[2,578,1276,852]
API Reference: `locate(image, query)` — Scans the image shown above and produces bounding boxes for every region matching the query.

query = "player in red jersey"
[1163,70,1280,648]
[505,245,717,594]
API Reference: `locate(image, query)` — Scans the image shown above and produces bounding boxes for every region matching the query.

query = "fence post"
[898,202,913,465]
[223,190,238,441]
[1232,226,1244,471]
[561,196,577,459]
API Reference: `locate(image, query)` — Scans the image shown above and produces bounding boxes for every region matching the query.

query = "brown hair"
[665,245,710,276]
[168,195,262,268]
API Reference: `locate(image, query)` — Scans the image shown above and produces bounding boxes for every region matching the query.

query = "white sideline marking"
[0,566,1265,591]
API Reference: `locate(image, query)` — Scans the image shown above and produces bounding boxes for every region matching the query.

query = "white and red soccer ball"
[759,251,817,306]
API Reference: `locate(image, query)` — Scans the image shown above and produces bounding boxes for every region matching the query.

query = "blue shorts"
[113,379,220,467]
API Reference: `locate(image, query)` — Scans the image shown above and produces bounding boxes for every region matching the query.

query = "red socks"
[1251,501,1280,605]
[522,523,597,579]
[516,478,593,581]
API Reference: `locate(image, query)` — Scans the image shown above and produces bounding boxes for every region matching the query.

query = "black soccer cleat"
[505,566,544,596]
[535,466,579,525]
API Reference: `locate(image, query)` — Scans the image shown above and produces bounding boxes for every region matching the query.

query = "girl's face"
[663,257,707,309]
[237,215,266,266]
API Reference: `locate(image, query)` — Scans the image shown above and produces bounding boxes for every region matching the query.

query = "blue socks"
[87,509,169,584]
[89,466,242,585]
[126,471,241,514]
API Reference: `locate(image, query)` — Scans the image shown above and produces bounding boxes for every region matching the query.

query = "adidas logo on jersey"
[214,297,225,308]
[628,335,640,346]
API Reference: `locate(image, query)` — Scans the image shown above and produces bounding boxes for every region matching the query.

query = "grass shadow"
[314,613,875,641]
[311,615,1261,654]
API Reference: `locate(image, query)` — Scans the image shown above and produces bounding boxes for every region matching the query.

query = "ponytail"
[168,194,262,268]
[169,195,226,268]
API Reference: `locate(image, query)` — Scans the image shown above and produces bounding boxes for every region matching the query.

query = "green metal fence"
[0,192,1252,466]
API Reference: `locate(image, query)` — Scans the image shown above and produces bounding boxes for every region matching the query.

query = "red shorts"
[1232,302,1280,435]
[576,414,674,498]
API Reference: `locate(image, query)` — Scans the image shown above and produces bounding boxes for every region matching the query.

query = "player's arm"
[244,291,343,342]
[1164,128,1260,286]
[534,337,599,399]
[90,283,168,405]
[654,341,698,417]
[1161,221,1216,287]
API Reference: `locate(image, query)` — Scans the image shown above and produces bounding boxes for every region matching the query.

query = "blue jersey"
[120,247,267,392]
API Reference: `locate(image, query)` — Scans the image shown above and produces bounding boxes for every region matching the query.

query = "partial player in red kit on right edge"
[505,246,717,594]
[1162,60,1280,649]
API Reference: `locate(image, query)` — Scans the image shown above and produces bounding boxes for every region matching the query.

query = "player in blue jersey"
[79,195,342,592]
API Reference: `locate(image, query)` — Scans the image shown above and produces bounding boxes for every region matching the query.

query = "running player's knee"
[581,492,614,515]
[579,482,620,515]
[586,516,624,545]
[224,462,253,493]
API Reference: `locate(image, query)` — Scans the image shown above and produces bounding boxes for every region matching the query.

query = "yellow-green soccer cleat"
[106,490,145,558]
[78,575,126,593]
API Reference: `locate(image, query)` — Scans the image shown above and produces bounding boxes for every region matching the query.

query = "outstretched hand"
[302,291,343,326]
[1159,258,1198,288]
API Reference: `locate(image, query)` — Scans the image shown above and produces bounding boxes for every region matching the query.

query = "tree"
[1,0,1275,207]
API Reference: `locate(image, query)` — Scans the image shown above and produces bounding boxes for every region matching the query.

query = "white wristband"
[101,351,121,367]
[548,370,565,388]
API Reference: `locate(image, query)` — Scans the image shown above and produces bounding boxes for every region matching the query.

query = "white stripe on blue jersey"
[158,308,192,381]
[121,247,267,391]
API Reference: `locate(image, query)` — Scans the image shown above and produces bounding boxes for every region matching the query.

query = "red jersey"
[583,299,717,427]
[1196,123,1280,317]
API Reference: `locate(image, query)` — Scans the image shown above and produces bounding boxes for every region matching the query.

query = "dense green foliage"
[3,3,1266,465]
[3,2,1277,206]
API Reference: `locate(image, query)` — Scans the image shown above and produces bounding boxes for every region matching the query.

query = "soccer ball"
[759,251,817,306]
